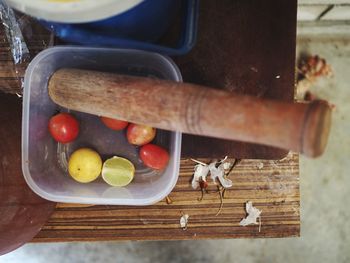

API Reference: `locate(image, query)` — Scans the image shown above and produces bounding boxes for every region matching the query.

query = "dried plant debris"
[191,157,235,190]
[240,201,262,232]
[197,180,208,202]
[165,196,173,204]
[215,186,224,216]
[180,214,189,230]
[191,158,241,216]
[192,162,210,189]
[256,162,264,170]
[298,55,333,81]
[209,161,233,188]
[296,55,333,101]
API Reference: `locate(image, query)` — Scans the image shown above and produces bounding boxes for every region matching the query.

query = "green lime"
[102,156,135,187]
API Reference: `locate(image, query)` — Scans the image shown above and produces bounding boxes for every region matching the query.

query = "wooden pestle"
[48,68,332,158]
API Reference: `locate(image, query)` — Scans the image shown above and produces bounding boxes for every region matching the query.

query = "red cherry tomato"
[140,144,169,170]
[48,113,79,143]
[100,116,129,131]
[127,124,156,146]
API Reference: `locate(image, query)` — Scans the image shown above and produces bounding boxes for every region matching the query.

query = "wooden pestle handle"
[48,68,332,158]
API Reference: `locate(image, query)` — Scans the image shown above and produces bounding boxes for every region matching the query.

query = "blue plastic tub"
[86,0,181,43]
[40,0,199,56]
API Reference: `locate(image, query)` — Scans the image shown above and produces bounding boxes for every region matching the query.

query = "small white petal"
[218,175,233,188]
[209,162,233,189]
[240,201,262,226]
[191,180,200,189]
[223,162,232,170]
[256,162,264,170]
[191,164,209,189]
[180,214,189,230]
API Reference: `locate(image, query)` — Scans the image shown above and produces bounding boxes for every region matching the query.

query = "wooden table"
[0,92,299,241]
[35,155,300,241]
[0,0,300,241]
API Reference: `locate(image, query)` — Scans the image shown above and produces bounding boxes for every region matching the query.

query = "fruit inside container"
[22,46,182,205]
[56,110,171,184]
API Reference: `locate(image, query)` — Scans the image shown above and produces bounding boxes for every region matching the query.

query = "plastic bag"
[0,1,55,94]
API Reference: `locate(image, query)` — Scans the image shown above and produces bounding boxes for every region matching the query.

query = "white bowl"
[5,0,143,23]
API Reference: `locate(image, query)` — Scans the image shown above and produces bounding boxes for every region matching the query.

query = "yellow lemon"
[68,148,102,183]
[102,156,135,187]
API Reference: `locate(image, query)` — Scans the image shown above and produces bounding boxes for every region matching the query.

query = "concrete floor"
[1,37,350,263]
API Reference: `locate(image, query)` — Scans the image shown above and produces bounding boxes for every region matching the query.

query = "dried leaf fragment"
[298,55,333,81]
[165,196,173,204]
[240,201,262,229]
[180,214,189,230]
[296,55,333,101]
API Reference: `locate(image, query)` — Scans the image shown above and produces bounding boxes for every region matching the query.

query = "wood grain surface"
[176,0,298,159]
[0,93,55,253]
[34,154,300,242]
[0,93,300,241]
[49,69,330,157]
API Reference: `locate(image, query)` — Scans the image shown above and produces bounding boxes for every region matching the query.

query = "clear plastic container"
[22,46,182,205]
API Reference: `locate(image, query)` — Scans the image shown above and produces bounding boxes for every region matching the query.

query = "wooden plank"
[176,0,297,159]
[33,154,300,242]
[0,93,56,254]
